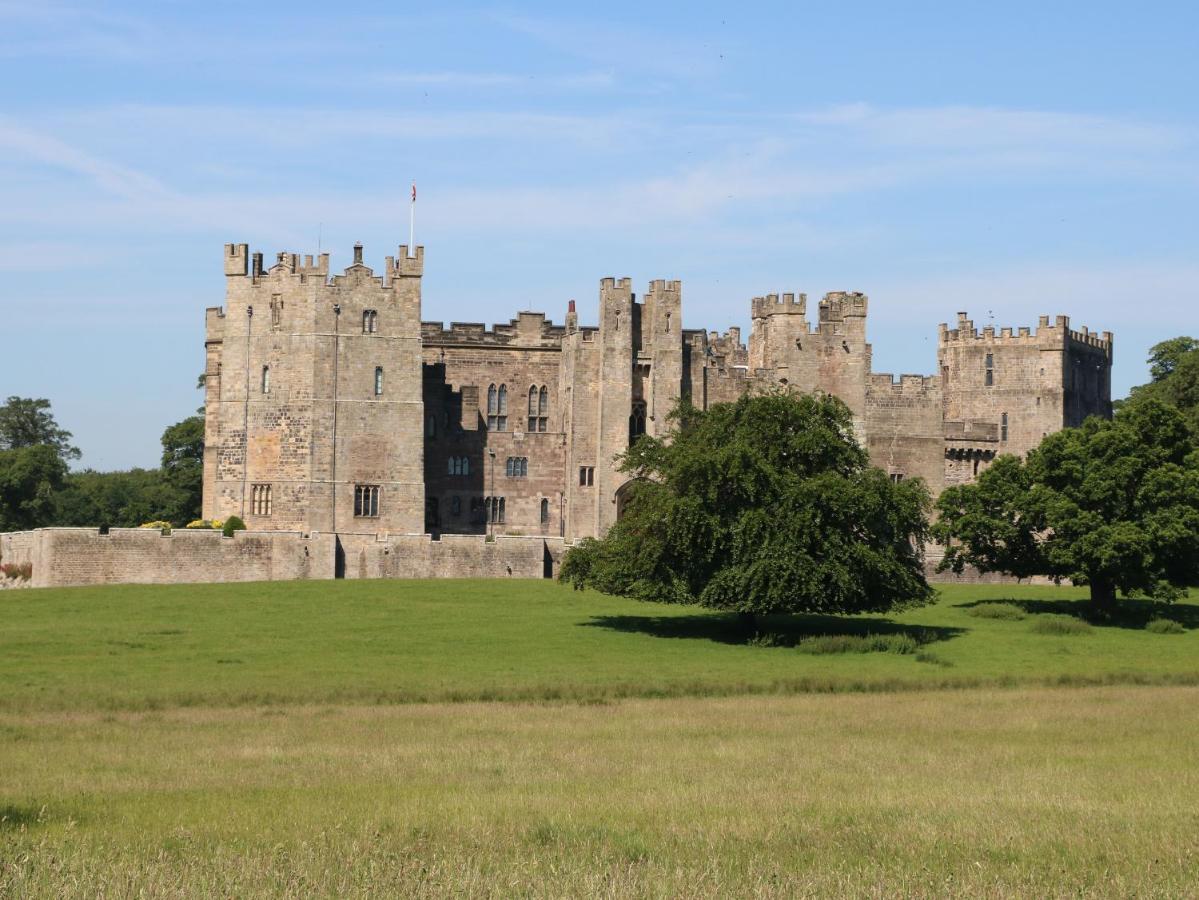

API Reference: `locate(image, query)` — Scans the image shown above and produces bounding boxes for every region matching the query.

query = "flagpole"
[408,182,416,258]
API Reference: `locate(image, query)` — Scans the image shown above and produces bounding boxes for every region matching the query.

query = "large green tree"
[560,392,934,618]
[0,445,68,531]
[0,396,80,461]
[1121,336,1199,434]
[933,399,1199,610]
[160,409,204,521]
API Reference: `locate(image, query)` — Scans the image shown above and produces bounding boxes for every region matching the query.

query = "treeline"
[0,397,203,531]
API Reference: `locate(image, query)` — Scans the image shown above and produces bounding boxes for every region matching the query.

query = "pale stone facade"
[203,243,1113,542]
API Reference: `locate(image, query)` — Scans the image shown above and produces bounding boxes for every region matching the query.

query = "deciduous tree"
[560,392,934,619]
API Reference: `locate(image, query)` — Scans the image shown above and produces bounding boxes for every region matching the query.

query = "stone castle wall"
[1,528,562,589]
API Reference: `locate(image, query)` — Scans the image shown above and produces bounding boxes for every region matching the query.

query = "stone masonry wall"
[336,532,564,580]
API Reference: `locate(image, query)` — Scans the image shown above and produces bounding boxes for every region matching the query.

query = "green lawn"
[3,579,1199,896]
[0,579,1196,710]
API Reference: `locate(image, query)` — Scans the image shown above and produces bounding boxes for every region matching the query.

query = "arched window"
[451,495,461,515]
[374,366,384,396]
[665,311,671,333]
[538,386,548,431]
[540,498,549,524]
[362,309,378,333]
[261,365,270,394]
[426,415,436,438]
[462,456,469,476]
[487,384,507,431]
[630,400,647,443]
[447,457,455,476]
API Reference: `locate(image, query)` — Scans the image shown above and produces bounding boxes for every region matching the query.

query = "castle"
[201,242,1113,543]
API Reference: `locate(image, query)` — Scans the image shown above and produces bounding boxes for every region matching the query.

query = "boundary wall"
[0,528,564,589]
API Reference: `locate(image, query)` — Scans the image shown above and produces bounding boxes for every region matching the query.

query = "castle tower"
[203,243,426,534]
[938,312,1112,482]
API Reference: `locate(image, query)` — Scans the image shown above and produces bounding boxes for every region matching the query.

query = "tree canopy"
[1121,335,1199,434]
[0,396,80,461]
[933,399,1199,609]
[559,391,934,617]
[0,444,68,531]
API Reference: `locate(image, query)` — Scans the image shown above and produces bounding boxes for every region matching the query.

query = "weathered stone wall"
[336,532,564,580]
[0,530,36,569]
[21,528,335,588]
[422,312,567,538]
[0,528,562,588]
[865,374,945,493]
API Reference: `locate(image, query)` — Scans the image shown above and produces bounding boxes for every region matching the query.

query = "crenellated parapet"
[751,292,807,319]
[868,373,940,397]
[819,291,868,322]
[421,312,566,348]
[939,311,1112,356]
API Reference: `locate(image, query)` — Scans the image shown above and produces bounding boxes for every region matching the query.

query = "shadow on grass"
[954,597,1199,630]
[580,611,965,648]
[0,804,53,831]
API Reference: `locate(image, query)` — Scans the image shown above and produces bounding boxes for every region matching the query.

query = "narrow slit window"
[540,498,549,524]
[1001,412,1009,442]
[375,366,384,396]
[261,365,270,394]
[985,353,994,387]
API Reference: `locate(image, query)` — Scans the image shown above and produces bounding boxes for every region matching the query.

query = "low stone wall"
[25,528,336,589]
[336,532,564,580]
[0,527,564,588]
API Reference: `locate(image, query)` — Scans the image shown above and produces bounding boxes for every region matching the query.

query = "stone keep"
[204,242,1113,541]
[204,243,425,534]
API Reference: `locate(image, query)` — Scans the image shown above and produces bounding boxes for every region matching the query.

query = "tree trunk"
[1089,579,1116,615]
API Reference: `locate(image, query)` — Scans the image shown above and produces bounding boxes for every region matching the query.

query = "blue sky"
[1,1,1197,469]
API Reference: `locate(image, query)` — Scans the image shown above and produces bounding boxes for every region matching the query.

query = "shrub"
[796,633,918,655]
[186,519,223,530]
[967,602,1026,621]
[1030,614,1092,636]
[222,516,246,538]
[139,521,172,534]
[1146,618,1186,635]
[0,562,32,581]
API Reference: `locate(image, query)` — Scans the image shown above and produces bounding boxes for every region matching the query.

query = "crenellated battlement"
[868,373,940,397]
[421,313,565,348]
[223,243,423,288]
[600,277,633,292]
[751,292,807,318]
[819,291,868,321]
[939,311,1112,353]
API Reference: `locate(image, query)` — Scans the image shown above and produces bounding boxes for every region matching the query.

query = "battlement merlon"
[205,306,226,341]
[393,245,424,278]
[224,243,248,276]
[938,311,1113,354]
[868,373,941,396]
[751,292,808,319]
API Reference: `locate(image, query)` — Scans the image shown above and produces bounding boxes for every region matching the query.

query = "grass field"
[0,579,1197,710]
[2,579,1198,896]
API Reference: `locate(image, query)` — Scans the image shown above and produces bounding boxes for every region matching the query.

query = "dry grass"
[3,686,1198,897]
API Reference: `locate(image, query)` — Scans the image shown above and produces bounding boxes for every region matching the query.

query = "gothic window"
[528,385,549,431]
[426,415,436,438]
[540,498,550,524]
[487,383,508,431]
[451,495,461,516]
[447,457,455,476]
[363,309,378,333]
[665,311,671,333]
[485,496,505,524]
[448,456,471,476]
[579,466,594,486]
[985,353,994,387]
[250,483,272,516]
[630,400,647,443]
[505,457,528,478]
[354,484,380,517]
[1001,412,1009,442]
[889,473,904,484]
[261,365,270,394]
